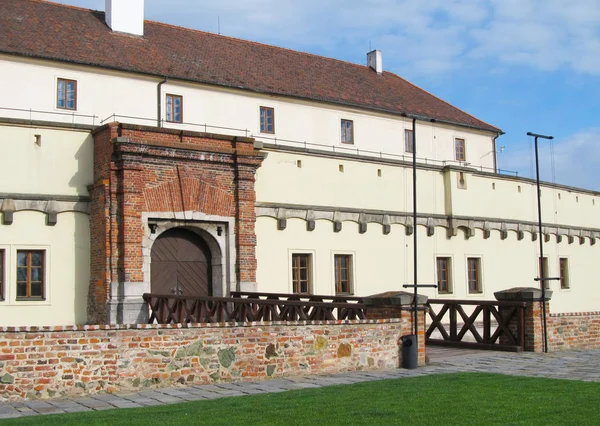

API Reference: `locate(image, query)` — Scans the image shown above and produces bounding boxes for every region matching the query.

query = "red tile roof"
[0,0,501,133]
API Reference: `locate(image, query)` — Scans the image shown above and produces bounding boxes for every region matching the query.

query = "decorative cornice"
[0,195,90,226]
[255,202,600,244]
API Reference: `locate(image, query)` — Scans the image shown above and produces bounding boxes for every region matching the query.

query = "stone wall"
[548,312,600,351]
[0,319,407,401]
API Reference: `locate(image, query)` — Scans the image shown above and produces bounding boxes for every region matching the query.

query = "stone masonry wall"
[548,312,600,351]
[0,319,407,401]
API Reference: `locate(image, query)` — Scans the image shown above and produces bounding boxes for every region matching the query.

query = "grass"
[4,373,600,425]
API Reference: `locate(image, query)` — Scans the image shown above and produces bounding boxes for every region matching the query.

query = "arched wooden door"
[151,228,212,297]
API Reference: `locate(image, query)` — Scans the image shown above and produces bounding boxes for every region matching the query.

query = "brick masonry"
[548,312,600,351]
[88,123,265,324]
[0,319,408,401]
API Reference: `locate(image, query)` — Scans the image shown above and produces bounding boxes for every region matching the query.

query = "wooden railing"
[425,299,527,352]
[142,293,367,324]
[230,291,364,303]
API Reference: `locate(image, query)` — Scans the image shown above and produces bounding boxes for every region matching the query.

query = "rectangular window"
[436,257,452,293]
[260,106,275,134]
[16,250,45,300]
[404,129,414,153]
[467,257,481,293]
[559,258,570,289]
[166,94,183,123]
[539,256,549,289]
[57,78,77,110]
[334,254,353,294]
[455,138,466,161]
[341,119,354,144]
[292,254,312,294]
[0,249,4,300]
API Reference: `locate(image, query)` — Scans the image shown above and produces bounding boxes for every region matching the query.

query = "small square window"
[292,253,312,294]
[467,257,482,293]
[260,106,275,134]
[341,119,354,144]
[166,94,183,123]
[334,254,353,295]
[57,78,77,110]
[404,129,414,153]
[436,257,452,293]
[559,258,570,289]
[16,250,45,300]
[455,138,466,161]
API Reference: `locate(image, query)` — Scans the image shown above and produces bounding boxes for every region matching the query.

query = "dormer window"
[57,78,77,110]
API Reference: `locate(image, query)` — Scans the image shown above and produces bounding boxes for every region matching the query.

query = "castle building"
[0,0,597,326]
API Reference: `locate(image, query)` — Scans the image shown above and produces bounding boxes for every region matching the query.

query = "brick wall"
[548,312,600,351]
[88,123,265,323]
[0,319,407,401]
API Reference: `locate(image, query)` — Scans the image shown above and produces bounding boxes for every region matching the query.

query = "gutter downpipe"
[412,117,418,343]
[157,77,168,127]
[492,131,505,173]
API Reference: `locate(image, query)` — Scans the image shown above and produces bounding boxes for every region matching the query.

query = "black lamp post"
[527,131,553,353]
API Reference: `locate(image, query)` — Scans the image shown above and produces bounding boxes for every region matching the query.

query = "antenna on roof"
[369,40,372,51]
[218,16,220,35]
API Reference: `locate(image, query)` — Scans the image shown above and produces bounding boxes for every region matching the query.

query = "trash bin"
[401,334,418,369]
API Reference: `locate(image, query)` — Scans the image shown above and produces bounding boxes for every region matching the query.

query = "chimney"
[367,50,383,75]
[105,0,144,36]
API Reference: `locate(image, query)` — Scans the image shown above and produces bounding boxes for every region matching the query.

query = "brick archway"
[89,122,265,324]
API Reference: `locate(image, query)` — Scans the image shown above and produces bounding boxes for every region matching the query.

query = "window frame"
[16,250,46,301]
[404,128,414,153]
[334,253,354,295]
[56,78,77,110]
[455,137,466,161]
[467,257,482,294]
[341,119,354,145]
[291,253,312,294]
[559,257,570,290]
[436,256,452,294]
[259,106,275,134]
[166,93,183,123]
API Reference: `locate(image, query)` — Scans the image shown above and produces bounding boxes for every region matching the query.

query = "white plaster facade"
[0,54,498,172]
[0,0,597,325]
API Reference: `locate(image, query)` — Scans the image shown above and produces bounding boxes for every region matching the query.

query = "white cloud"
[500,129,600,191]
[56,0,600,75]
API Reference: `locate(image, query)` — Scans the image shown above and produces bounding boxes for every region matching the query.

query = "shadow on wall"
[72,212,90,324]
[68,133,94,195]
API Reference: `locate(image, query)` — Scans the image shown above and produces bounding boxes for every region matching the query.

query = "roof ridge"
[146,19,374,73]
[38,0,99,13]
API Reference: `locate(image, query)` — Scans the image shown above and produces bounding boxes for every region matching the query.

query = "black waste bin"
[401,334,418,369]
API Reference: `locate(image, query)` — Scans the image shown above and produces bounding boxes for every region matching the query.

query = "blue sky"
[57,0,600,190]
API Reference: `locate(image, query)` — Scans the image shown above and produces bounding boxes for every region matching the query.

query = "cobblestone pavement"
[1,348,598,419]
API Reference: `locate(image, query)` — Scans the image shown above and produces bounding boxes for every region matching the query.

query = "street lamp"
[527,131,556,353]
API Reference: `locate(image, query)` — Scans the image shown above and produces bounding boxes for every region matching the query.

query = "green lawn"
[5,373,600,425]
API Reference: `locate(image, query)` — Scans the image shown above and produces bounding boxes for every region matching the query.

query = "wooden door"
[151,228,212,296]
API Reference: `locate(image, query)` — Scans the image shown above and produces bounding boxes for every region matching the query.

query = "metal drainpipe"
[492,132,505,173]
[157,77,168,127]
[412,117,418,340]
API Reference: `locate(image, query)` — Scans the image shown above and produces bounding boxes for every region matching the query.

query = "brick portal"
[88,123,265,324]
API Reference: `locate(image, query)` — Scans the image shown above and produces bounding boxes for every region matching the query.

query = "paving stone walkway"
[1,348,599,419]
